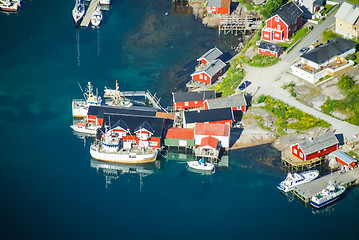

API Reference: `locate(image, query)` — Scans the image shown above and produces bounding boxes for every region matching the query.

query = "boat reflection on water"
[90,159,159,190]
[311,202,336,215]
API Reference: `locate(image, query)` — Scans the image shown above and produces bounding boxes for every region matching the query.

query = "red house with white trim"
[332,151,357,169]
[258,41,285,57]
[261,2,303,41]
[207,0,231,15]
[290,132,339,161]
[172,90,216,110]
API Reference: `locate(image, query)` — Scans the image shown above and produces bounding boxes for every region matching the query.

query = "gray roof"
[173,91,216,103]
[206,93,247,109]
[197,47,223,63]
[302,37,357,64]
[191,59,226,77]
[273,2,303,26]
[258,41,284,52]
[208,0,224,8]
[332,151,357,164]
[298,132,339,156]
[335,2,359,25]
[184,108,233,124]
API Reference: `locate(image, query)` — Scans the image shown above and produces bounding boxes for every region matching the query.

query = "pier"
[218,15,262,35]
[121,90,167,113]
[293,168,359,203]
[80,0,100,27]
[281,150,326,172]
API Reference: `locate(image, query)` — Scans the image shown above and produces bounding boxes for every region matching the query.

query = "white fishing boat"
[72,0,85,25]
[90,131,158,164]
[0,1,18,12]
[72,82,102,118]
[277,170,319,192]
[99,0,110,5]
[187,159,215,171]
[310,183,345,208]
[91,5,102,27]
[70,120,99,136]
[104,80,133,108]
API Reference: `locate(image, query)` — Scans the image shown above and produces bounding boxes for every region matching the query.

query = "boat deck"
[80,0,100,27]
[293,168,359,203]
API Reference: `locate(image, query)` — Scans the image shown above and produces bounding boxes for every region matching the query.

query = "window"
[293,149,297,154]
[294,26,297,31]
[275,16,279,22]
[204,76,207,80]
[300,152,303,158]
[199,75,203,79]
[277,25,280,30]
[339,23,342,27]
[194,101,198,104]
[184,102,189,106]
[150,141,157,147]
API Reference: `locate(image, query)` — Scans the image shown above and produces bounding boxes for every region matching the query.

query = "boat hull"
[90,146,158,164]
[310,195,341,209]
[187,161,215,171]
[70,125,98,135]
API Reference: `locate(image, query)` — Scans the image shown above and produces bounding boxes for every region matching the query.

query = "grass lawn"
[277,26,311,49]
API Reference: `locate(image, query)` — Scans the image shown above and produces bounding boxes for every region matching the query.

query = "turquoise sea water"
[1,1,359,239]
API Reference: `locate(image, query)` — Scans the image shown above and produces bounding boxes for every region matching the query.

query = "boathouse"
[290,132,339,161]
[101,113,173,149]
[183,108,234,128]
[332,151,357,169]
[164,127,195,148]
[87,105,158,126]
[258,42,284,58]
[197,47,223,65]
[204,93,247,112]
[207,0,231,15]
[194,122,230,148]
[172,91,216,110]
[191,59,226,85]
[261,2,303,41]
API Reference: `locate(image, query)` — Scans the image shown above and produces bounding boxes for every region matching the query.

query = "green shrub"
[338,74,354,90]
[248,54,280,67]
[257,94,266,103]
[246,4,254,10]
[346,53,356,61]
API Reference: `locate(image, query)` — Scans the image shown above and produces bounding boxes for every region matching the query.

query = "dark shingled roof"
[206,93,247,109]
[272,2,303,26]
[298,132,339,156]
[134,121,154,134]
[302,37,358,64]
[87,105,158,119]
[258,41,284,52]
[102,114,173,138]
[173,90,216,103]
[184,108,233,124]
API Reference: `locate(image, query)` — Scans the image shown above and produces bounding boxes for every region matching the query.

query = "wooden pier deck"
[293,168,359,203]
[218,15,262,35]
[80,0,100,27]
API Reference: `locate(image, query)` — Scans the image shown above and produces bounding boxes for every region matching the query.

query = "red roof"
[166,127,194,140]
[194,122,230,136]
[200,136,218,149]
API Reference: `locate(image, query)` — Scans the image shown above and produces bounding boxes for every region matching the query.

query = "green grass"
[323,30,341,42]
[248,54,280,67]
[264,96,330,135]
[277,26,311,49]
[323,4,336,14]
[211,58,245,96]
[347,0,359,5]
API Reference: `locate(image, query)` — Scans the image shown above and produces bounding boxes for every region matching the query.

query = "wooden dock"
[281,150,325,172]
[80,0,100,27]
[121,90,167,112]
[218,15,262,35]
[293,168,359,203]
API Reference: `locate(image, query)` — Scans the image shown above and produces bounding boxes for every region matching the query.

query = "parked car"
[299,47,309,56]
[238,81,251,90]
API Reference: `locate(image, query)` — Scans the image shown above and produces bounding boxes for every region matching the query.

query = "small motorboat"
[91,5,102,27]
[72,0,85,25]
[187,159,215,171]
[0,1,18,12]
[277,170,319,192]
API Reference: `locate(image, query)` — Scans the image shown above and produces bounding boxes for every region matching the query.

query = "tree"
[338,74,354,90]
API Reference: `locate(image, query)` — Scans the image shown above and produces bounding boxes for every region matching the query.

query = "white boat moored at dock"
[310,183,345,209]
[277,170,319,192]
[187,159,215,172]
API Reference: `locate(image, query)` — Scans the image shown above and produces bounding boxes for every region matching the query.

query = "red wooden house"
[332,151,357,169]
[191,59,226,85]
[261,2,303,41]
[207,0,231,15]
[258,41,285,57]
[290,132,339,161]
[197,47,223,65]
[183,108,234,128]
[172,90,216,110]
[204,93,247,112]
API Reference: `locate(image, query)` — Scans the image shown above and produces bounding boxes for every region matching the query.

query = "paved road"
[242,0,359,141]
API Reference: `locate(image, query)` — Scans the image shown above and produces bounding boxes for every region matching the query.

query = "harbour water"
[1,1,359,239]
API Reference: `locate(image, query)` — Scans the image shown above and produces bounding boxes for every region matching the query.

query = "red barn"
[261,2,303,41]
[290,132,339,161]
[207,0,231,15]
[204,93,247,112]
[258,41,284,57]
[332,151,357,169]
[172,90,216,110]
[191,59,226,85]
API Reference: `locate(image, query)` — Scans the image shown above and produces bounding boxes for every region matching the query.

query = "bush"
[248,54,280,67]
[257,94,266,103]
[246,4,254,11]
[338,74,354,90]
[346,54,356,61]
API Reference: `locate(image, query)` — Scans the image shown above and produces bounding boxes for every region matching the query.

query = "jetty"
[121,90,167,113]
[293,168,359,203]
[218,15,262,35]
[80,0,100,27]
[281,150,326,172]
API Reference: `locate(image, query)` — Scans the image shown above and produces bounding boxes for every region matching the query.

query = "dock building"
[172,91,216,110]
